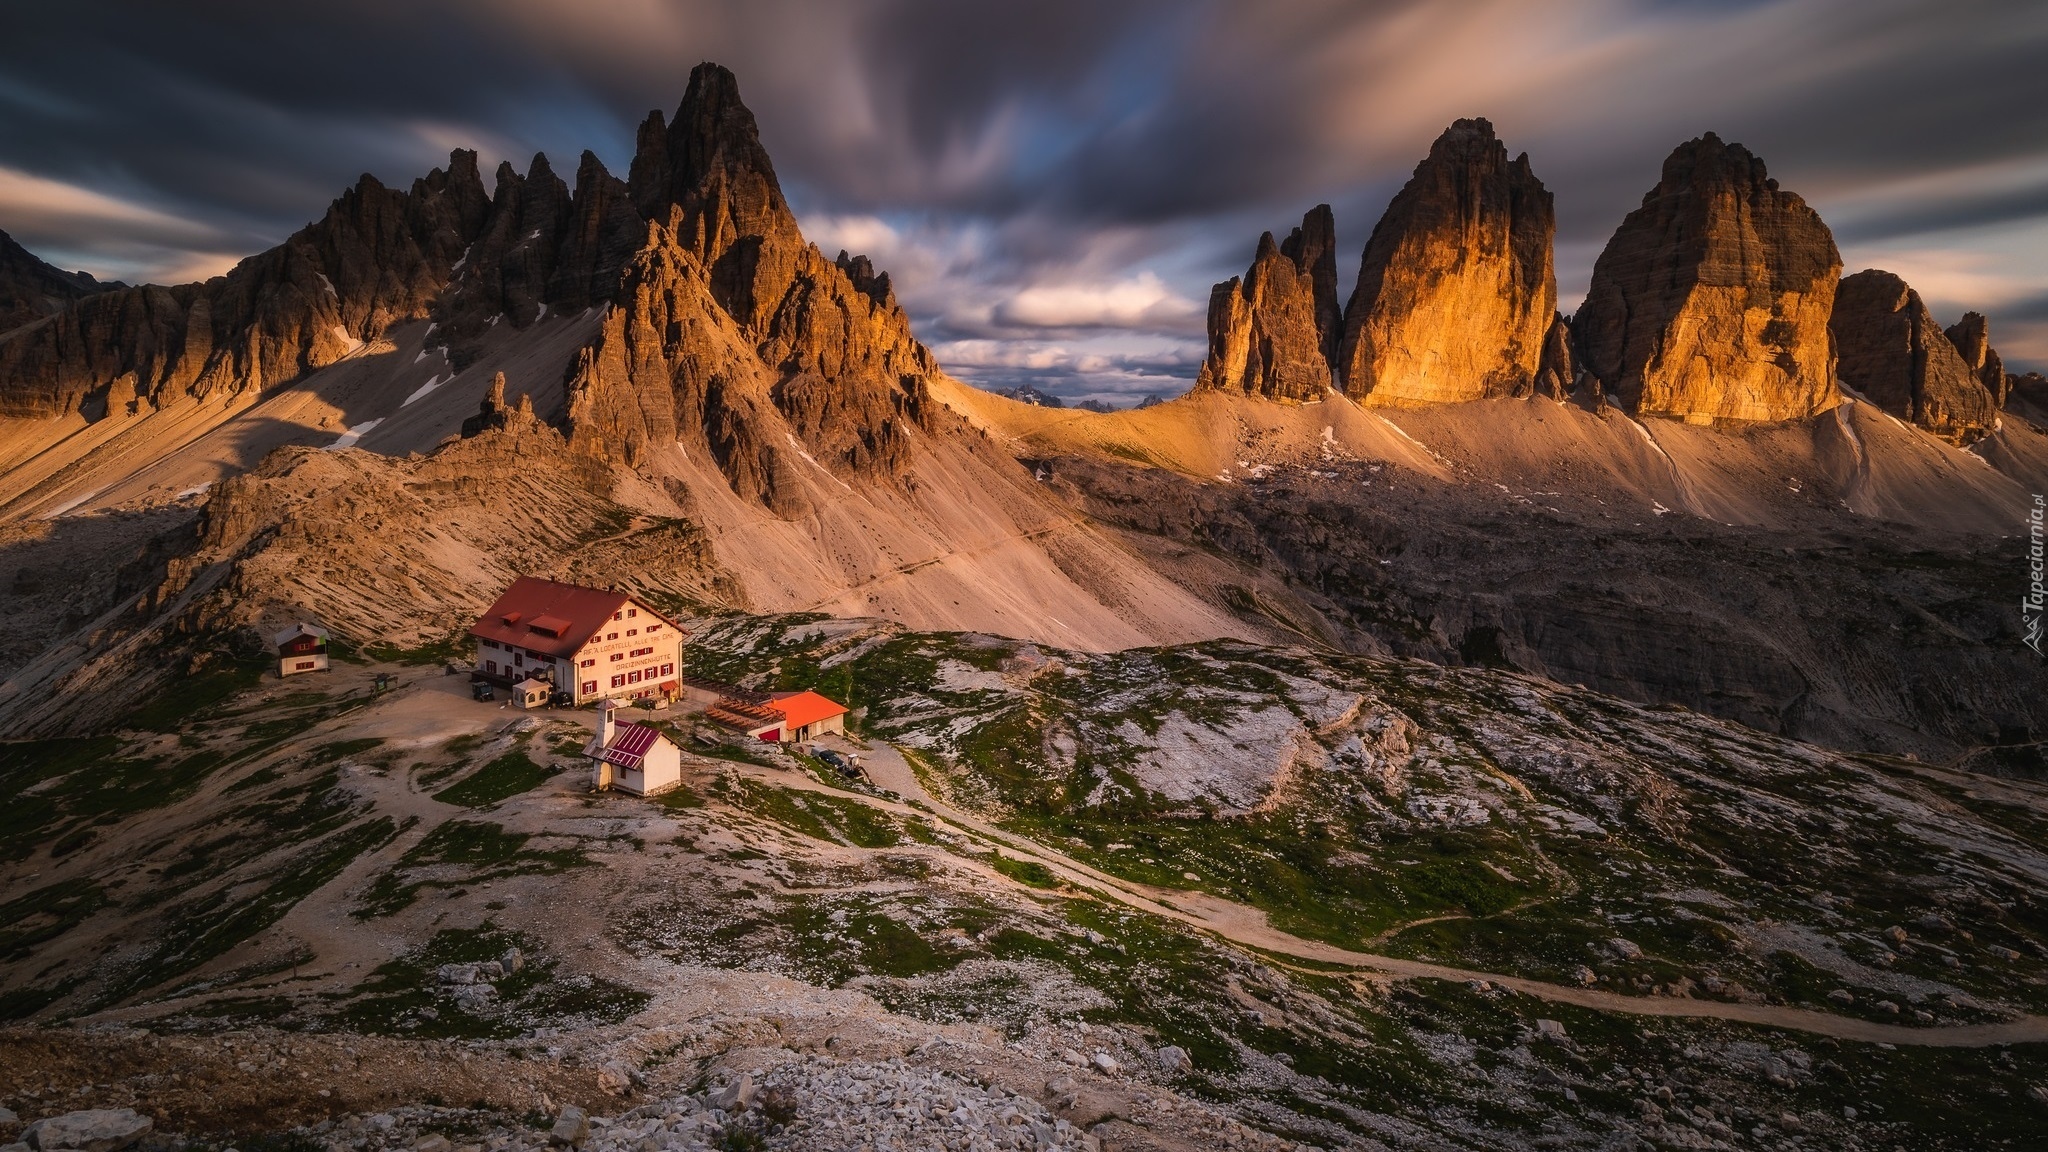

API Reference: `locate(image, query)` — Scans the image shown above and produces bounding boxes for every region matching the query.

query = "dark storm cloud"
[3,0,2047,380]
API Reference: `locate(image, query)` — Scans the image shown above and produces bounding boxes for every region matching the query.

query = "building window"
[611,674,625,688]
[626,628,637,637]
[580,658,594,668]
[610,653,622,662]
[607,632,618,641]
[646,623,660,633]
[295,661,316,670]
[582,681,597,695]
[612,611,622,621]
[628,670,642,684]
[485,660,497,673]
[627,608,637,618]
[659,662,673,677]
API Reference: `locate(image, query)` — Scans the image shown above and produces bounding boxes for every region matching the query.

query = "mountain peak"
[1193,205,1342,401]
[1340,117,1558,405]
[0,229,121,334]
[1576,134,1839,423]
[629,61,790,233]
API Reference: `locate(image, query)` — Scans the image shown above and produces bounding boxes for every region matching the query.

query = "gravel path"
[754,738,2048,1048]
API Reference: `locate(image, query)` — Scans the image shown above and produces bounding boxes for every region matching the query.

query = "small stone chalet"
[586,701,682,796]
[468,576,684,705]
[274,623,330,678]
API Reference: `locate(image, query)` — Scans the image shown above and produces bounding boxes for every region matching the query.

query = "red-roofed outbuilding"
[769,690,850,741]
[468,576,685,705]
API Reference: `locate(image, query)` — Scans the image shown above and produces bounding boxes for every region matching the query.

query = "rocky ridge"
[0,229,120,336]
[1340,118,1562,406]
[1832,269,2000,445]
[1574,132,1842,424]
[0,154,490,420]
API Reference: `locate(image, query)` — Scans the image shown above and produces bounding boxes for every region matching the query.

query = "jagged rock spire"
[1193,205,1340,401]
[1340,118,1558,406]
[1944,311,2009,407]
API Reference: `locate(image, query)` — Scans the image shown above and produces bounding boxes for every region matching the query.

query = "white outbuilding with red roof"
[468,576,685,705]
[585,701,682,796]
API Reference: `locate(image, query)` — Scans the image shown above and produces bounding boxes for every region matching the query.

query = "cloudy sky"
[4,0,2046,403]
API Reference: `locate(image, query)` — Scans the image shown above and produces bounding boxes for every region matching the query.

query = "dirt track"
[751,738,2048,1049]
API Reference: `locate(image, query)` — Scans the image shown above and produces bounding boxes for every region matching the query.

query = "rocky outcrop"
[0,230,119,335]
[1192,206,1340,401]
[1575,133,1841,424]
[1832,270,1999,445]
[1944,311,2008,407]
[1533,312,1574,400]
[433,150,644,367]
[0,151,491,419]
[564,63,947,512]
[2009,372,2048,422]
[1339,119,1557,406]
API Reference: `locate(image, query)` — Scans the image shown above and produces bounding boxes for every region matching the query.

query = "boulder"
[1090,1052,1121,1076]
[436,962,481,985]
[1575,133,1842,424]
[714,1074,756,1112]
[1534,1019,1569,1044]
[1608,938,1644,961]
[21,1109,153,1152]
[1192,205,1340,401]
[1155,1044,1193,1074]
[414,1137,452,1152]
[1832,270,2000,445]
[1340,118,1558,406]
[548,1105,589,1147]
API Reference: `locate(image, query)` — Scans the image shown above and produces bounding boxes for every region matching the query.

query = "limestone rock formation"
[433,150,643,366]
[1192,206,1340,401]
[564,63,946,513]
[1832,270,1999,445]
[0,151,491,419]
[1339,119,1556,405]
[461,372,514,438]
[0,230,119,334]
[2007,371,2048,426]
[1574,133,1841,424]
[1944,312,2008,407]
[1532,313,1575,401]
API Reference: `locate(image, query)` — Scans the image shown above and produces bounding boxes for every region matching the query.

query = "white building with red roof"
[585,701,682,796]
[468,576,684,706]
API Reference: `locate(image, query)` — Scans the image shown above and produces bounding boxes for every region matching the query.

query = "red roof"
[468,577,680,658]
[590,721,666,769]
[770,690,848,730]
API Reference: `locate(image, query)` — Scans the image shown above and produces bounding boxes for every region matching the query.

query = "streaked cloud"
[1,0,2045,383]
